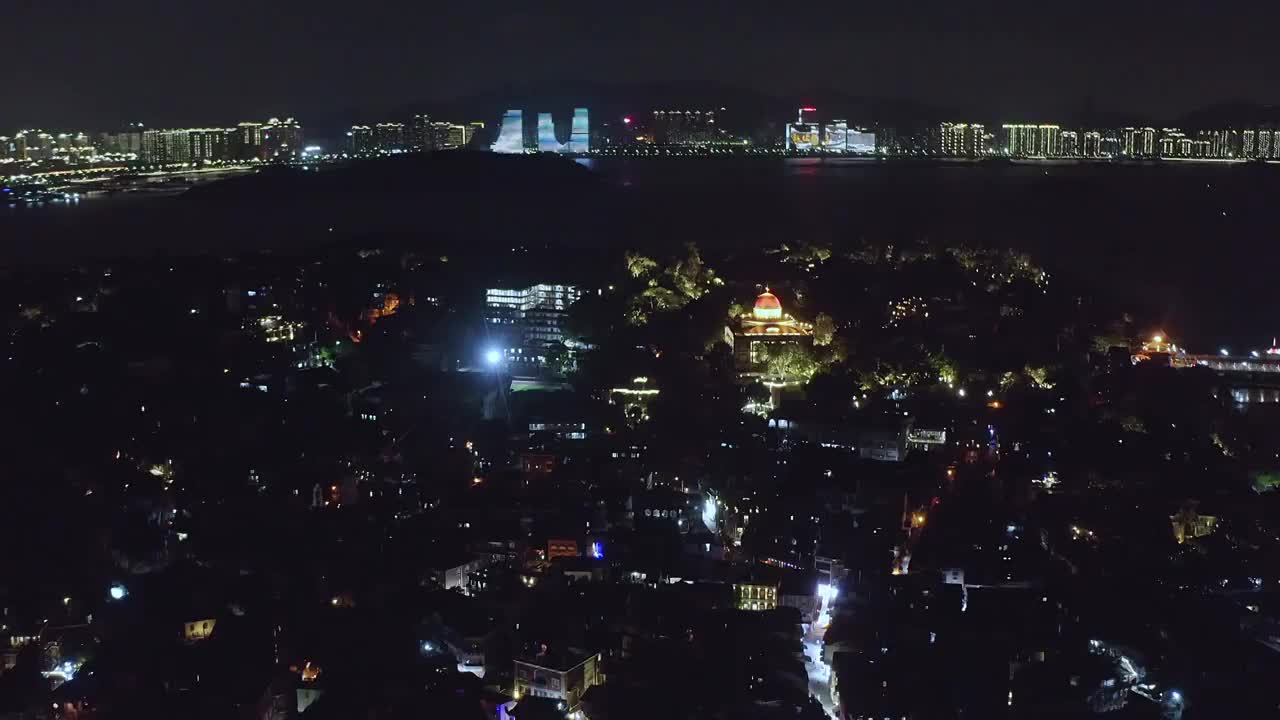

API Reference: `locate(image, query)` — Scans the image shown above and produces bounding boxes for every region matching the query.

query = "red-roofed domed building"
[727,287,813,376]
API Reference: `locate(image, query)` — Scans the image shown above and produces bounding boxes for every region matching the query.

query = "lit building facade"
[431,122,458,149]
[485,284,582,366]
[1241,128,1280,159]
[536,112,562,152]
[348,125,374,154]
[735,582,779,611]
[513,652,602,710]
[373,122,406,151]
[1199,129,1237,158]
[786,123,819,150]
[411,113,432,150]
[492,108,587,154]
[1061,130,1079,157]
[261,117,303,161]
[188,128,231,162]
[728,289,814,377]
[141,129,192,164]
[491,110,525,153]
[1082,131,1102,158]
[1123,127,1157,158]
[569,108,589,152]
[1158,129,1211,158]
[97,128,144,156]
[1003,124,1062,158]
[939,122,986,157]
[652,109,723,145]
[234,122,264,160]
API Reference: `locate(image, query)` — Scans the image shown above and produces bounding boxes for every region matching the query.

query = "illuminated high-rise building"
[21,132,56,161]
[491,110,525,153]
[536,112,563,152]
[1158,129,1209,158]
[428,121,477,150]
[232,122,264,160]
[491,108,584,154]
[262,117,303,161]
[97,126,143,156]
[411,114,432,150]
[1099,130,1123,158]
[348,125,374,154]
[13,133,27,161]
[939,122,985,157]
[141,129,192,164]
[430,122,454,149]
[453,122,484,148]
[826,120,850,151]
[652,109,720,146]
[1200,129,1238,159]
[450,124,469,148]
[847,129,877,154]
[1003,124,1060,157]
[373,122,406,151]
[568,108,589,153]
[188,128,231,162]
[1004,124,1032,157]
[1060,130,1079,157]
[1122,127,1157,158]
[1082,131,1102,158]
[785,123,819,150]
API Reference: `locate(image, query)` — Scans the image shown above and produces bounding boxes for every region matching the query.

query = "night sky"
[6,0,1278,129]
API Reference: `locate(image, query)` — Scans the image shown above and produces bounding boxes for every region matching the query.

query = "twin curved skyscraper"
[491,108,589,154]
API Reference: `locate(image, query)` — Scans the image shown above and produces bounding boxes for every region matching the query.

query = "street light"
[108,584,127,600]
[484,349,502,366]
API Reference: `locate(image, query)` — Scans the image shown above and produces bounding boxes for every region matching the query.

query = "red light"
[800,106,817,112]
[623,116,633,124]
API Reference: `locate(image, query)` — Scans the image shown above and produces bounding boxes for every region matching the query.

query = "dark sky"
[6,0,1278,130]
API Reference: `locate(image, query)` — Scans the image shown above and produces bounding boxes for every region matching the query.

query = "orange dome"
[753,290,783,320]
[754,291,781,311]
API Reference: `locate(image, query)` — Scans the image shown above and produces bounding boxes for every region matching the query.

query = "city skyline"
[5,1,1280,130]
[5,6,1280,718]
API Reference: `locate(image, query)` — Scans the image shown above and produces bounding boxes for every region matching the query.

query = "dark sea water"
[3,157,1278,349]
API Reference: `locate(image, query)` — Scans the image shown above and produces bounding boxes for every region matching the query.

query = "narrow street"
[804,593,837,718]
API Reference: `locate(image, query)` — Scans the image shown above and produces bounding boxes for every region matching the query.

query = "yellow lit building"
[183,618,217,642]
[735,582,779,611]
[1171,504,1218,544]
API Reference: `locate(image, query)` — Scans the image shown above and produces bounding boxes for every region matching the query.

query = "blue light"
[484,349,502,366]
[590,541,604,560]
[108,584,127,600]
